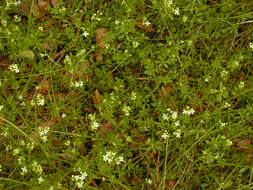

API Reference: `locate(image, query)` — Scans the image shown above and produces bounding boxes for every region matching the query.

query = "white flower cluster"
[132,41,139,48]
[162,108,179,121]
[20,166,28,175]
[71,81,84,88]
[31,94,45,106]
[249,42,253,49]
[122,105,131,116]
[31,161,43,175]
[64,55,72,65]
[38,176,44,184]
[239,81,244,89]
[143,18,151,26]
[6,0,21,7]
[172,7,180,15]
[173,129,182,138]
[88,114,100,130]
[72,171,88,189]
[161,130,169,140]
[131,91,137,101]
[182,106,195,116]
[39,126,50,143]
[91,11,102,21]
[145,178,152,185]
[166,0,173,7]
[77,49,86,57]
[9,64,19,73]
[103,151,124,165]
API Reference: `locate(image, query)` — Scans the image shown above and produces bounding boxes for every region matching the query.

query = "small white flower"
[183,15,188,23]
[144,20,151,26]
[249,42,253,49]
[145,178,152,185]
[0,105,3,111]
[122,105,131,116]
[13,148,20,156]
[165,0,173,7]
[115,20,119,25]
[239,81,244,89]
[38,176,44,184]
[132,41,139,48]
[162,113,169,121]
[171,111,178,119]
[161,130,169,140]
[173,7,180,15]
[174,120,180,127]
[91,121,99,130]
[61,113,66,118]
[83,31,89,37]
[64,55,72,65]
[173,129,181,138]
[9,64,19,73]
[103,151,116,164]
[226,139,233,146]
[76,181,83,188]
[131,91,136,100]
[116,156,124,165]
[73,81,84,88]
[21,166,28,175]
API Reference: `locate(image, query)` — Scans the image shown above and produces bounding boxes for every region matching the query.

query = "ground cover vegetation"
[0,0,253,189]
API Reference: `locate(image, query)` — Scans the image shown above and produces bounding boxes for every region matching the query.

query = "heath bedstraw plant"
[0,0,253,189]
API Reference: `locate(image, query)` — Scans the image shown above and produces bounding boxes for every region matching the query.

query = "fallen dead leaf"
[38,80,50,95]
[95,28,109,62]
[51,0,59,7]
[92,89,102,105]
[99,121,113,137]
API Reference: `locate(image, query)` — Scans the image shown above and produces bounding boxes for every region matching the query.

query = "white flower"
[91,121,99,130]
[144,20,151,26]
[61,113,66,118]
[116,156,124,165]
[122,105,131,116]
[115,20,119,25]
[38,176,44,184]
[173,129,181,138]
[132,41,139,48]
[76,181,84,188]
[174,120,180,127]
[183,15,188,22]
[161,130,169,140]
[226,139,233,146]
[239,81,244,89]
[145,178,152,185]
[171,111,178,119]
[173,7,180,15]
[72,81,84,88]
[13,148,20,156]
[0,105,3,111]
[64,55,72,65]
[182,106,195,116]
[9,64,19,73]
[82,31,89,37]
[131,91,136,100]
[103,151,116,164]
[165,0,173,7]
[249,42,253,49]
[21,166,28,175]
[162,113,169,121]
